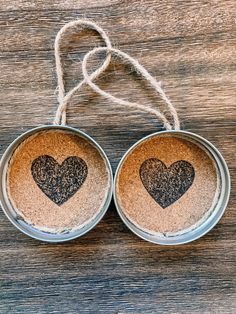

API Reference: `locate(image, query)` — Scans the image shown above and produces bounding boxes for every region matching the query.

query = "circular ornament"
[0,20,113,242]
[81,46,231,245]
[114,130,230,245]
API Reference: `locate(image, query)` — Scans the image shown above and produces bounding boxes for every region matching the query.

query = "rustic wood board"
[0,1,235,313]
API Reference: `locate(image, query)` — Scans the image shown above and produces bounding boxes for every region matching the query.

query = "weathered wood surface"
[0,1,235,313]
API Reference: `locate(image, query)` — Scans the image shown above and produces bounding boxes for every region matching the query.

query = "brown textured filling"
[7,130,110,233]
[116,135,219,235]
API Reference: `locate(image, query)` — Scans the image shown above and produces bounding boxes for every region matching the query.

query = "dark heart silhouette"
[140,158,195,208]
[31,155,88,205]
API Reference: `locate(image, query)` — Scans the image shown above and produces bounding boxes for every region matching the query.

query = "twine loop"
[53,19,112,125]
[54,19,180,130]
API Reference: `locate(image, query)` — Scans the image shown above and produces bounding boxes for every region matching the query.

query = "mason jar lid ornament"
[81,46,231,245]
[0,20,113,242]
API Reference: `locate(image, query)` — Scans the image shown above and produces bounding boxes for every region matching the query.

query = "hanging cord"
[81,47,180,130]
[53,19,180,130]
[53,19,112,125]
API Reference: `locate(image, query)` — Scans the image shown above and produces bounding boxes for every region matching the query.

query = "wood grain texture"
[0,1,235,313]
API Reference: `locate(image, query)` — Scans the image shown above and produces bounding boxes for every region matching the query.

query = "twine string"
[81,47,180,130]
[53,19,112,125]
[54,19,180,130]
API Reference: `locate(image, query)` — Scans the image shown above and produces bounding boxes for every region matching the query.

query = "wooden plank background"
[0,1,235,313]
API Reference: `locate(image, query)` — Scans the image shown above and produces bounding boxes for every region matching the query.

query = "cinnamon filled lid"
[115,133,220,237]
[6,128,111,234]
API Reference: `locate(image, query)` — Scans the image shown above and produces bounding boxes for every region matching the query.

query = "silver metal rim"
[0,125,113,242]
[114,130,230,245]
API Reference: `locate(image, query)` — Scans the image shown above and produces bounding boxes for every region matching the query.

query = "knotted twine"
[53,19,180,131]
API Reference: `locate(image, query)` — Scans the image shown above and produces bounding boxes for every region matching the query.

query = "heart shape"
[140,158,195,208]
[31,155,88,205]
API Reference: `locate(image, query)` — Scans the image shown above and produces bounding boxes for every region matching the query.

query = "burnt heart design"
[31,155,88,205]
[140,158,195,208]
